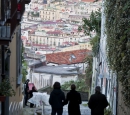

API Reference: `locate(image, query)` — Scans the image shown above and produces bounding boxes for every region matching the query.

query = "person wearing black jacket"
[49,82,65,115]
[88,86,109,115]
[24,79,30,106]
[64,84,82,115]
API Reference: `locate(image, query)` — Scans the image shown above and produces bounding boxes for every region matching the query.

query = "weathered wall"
[39,87,89,101]
[117,82,130,115]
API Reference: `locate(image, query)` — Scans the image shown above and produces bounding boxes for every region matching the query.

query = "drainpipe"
[5,51,10,115]
[1,45,5,115]
[116,74,118,115]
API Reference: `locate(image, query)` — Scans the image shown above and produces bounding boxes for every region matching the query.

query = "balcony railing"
[0,12,17,39]
[0,0,26,45]
[0,26,11,38]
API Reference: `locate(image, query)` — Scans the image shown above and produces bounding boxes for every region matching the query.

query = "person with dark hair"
[24,79,30,106]
[49,82,65,115]
[88,86,109,115]
[65,84,82,115]
[29,86,37,108]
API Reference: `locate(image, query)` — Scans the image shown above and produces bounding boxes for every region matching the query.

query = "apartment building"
[39,7,61,21]
[28,27,73,46]
[61,43,92,51]
[0,0,31,115]
[74,1,100,15]
[68,14,89,23]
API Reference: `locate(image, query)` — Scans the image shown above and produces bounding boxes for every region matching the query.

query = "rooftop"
[47,30,62,34]
[40,21,57,25]
[33,65,79,75]
[46,49,91,65]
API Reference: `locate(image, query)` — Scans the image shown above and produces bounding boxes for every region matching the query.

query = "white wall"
[31,73,50,89]
[30,71,78,90]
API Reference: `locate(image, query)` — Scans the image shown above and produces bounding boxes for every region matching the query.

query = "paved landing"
[22,102,91,115]
[41,101,90,115]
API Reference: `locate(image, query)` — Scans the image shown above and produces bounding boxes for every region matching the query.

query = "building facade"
[39,8,61,21]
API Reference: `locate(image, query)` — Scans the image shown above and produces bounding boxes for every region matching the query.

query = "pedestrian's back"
[88,86,109,115]
[49,82,65,115]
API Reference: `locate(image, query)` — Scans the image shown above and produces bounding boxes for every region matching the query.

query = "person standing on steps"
[64,84,82,115]
[49,82,65,115]
[88,86,109,115]
[24,79,30,106]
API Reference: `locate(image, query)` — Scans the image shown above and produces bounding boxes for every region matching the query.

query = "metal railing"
[0,26,11,38]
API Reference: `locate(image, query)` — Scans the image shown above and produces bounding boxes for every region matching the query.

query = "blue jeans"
[51,108,63,115]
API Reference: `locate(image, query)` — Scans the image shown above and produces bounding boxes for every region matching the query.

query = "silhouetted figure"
[88,86,109,115]
[49,82,65,115]
[24,79,30,106]
[29,86,37,108]
[65,84,82,115]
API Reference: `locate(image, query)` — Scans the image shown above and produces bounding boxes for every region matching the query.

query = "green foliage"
[78,10,100,91]
[21,44,28,83]
[0,78,15,96]
[83,55,93,92]
[105,0,130,107]
[61,79,89,92]
[104,109,112,115]
[84,55,93,79]
[22,61,28,83]
[78,9,101,36]
[82,103,88,107]
[78,10,101,56]
[90,35,100,56]
[31,12,39,17]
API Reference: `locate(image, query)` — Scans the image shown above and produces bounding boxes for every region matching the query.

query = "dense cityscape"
[0,0,130,115]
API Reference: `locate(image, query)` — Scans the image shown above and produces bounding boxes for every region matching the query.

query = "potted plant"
[0,78,16,102]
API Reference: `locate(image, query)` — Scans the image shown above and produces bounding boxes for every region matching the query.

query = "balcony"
[25,0,31,4]
[0,0,26,45]
[0,12,17,45]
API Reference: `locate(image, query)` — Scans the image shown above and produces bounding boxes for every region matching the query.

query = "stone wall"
[117,82,130,115]
[38,86,89,101]
[63,90,89,101]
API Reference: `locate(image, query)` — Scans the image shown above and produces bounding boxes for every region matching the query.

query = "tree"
[78,9,101,94]
[21,44,28,83]
[61,79,89,92]
[78,9,101,36]
[78,10,101,56]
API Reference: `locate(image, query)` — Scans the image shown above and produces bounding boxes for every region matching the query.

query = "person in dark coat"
[24,79,30,106]
[65,84,82,115]
[49,82,65,115]
[29,86,37,108]
[88,86,109,115]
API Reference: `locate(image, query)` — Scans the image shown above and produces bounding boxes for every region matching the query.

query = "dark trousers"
[25,94,28,105]
[51,108,63,115]
[30,103,34,108]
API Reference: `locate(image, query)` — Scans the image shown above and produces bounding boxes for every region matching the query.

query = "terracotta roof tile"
[46,49,91,65]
